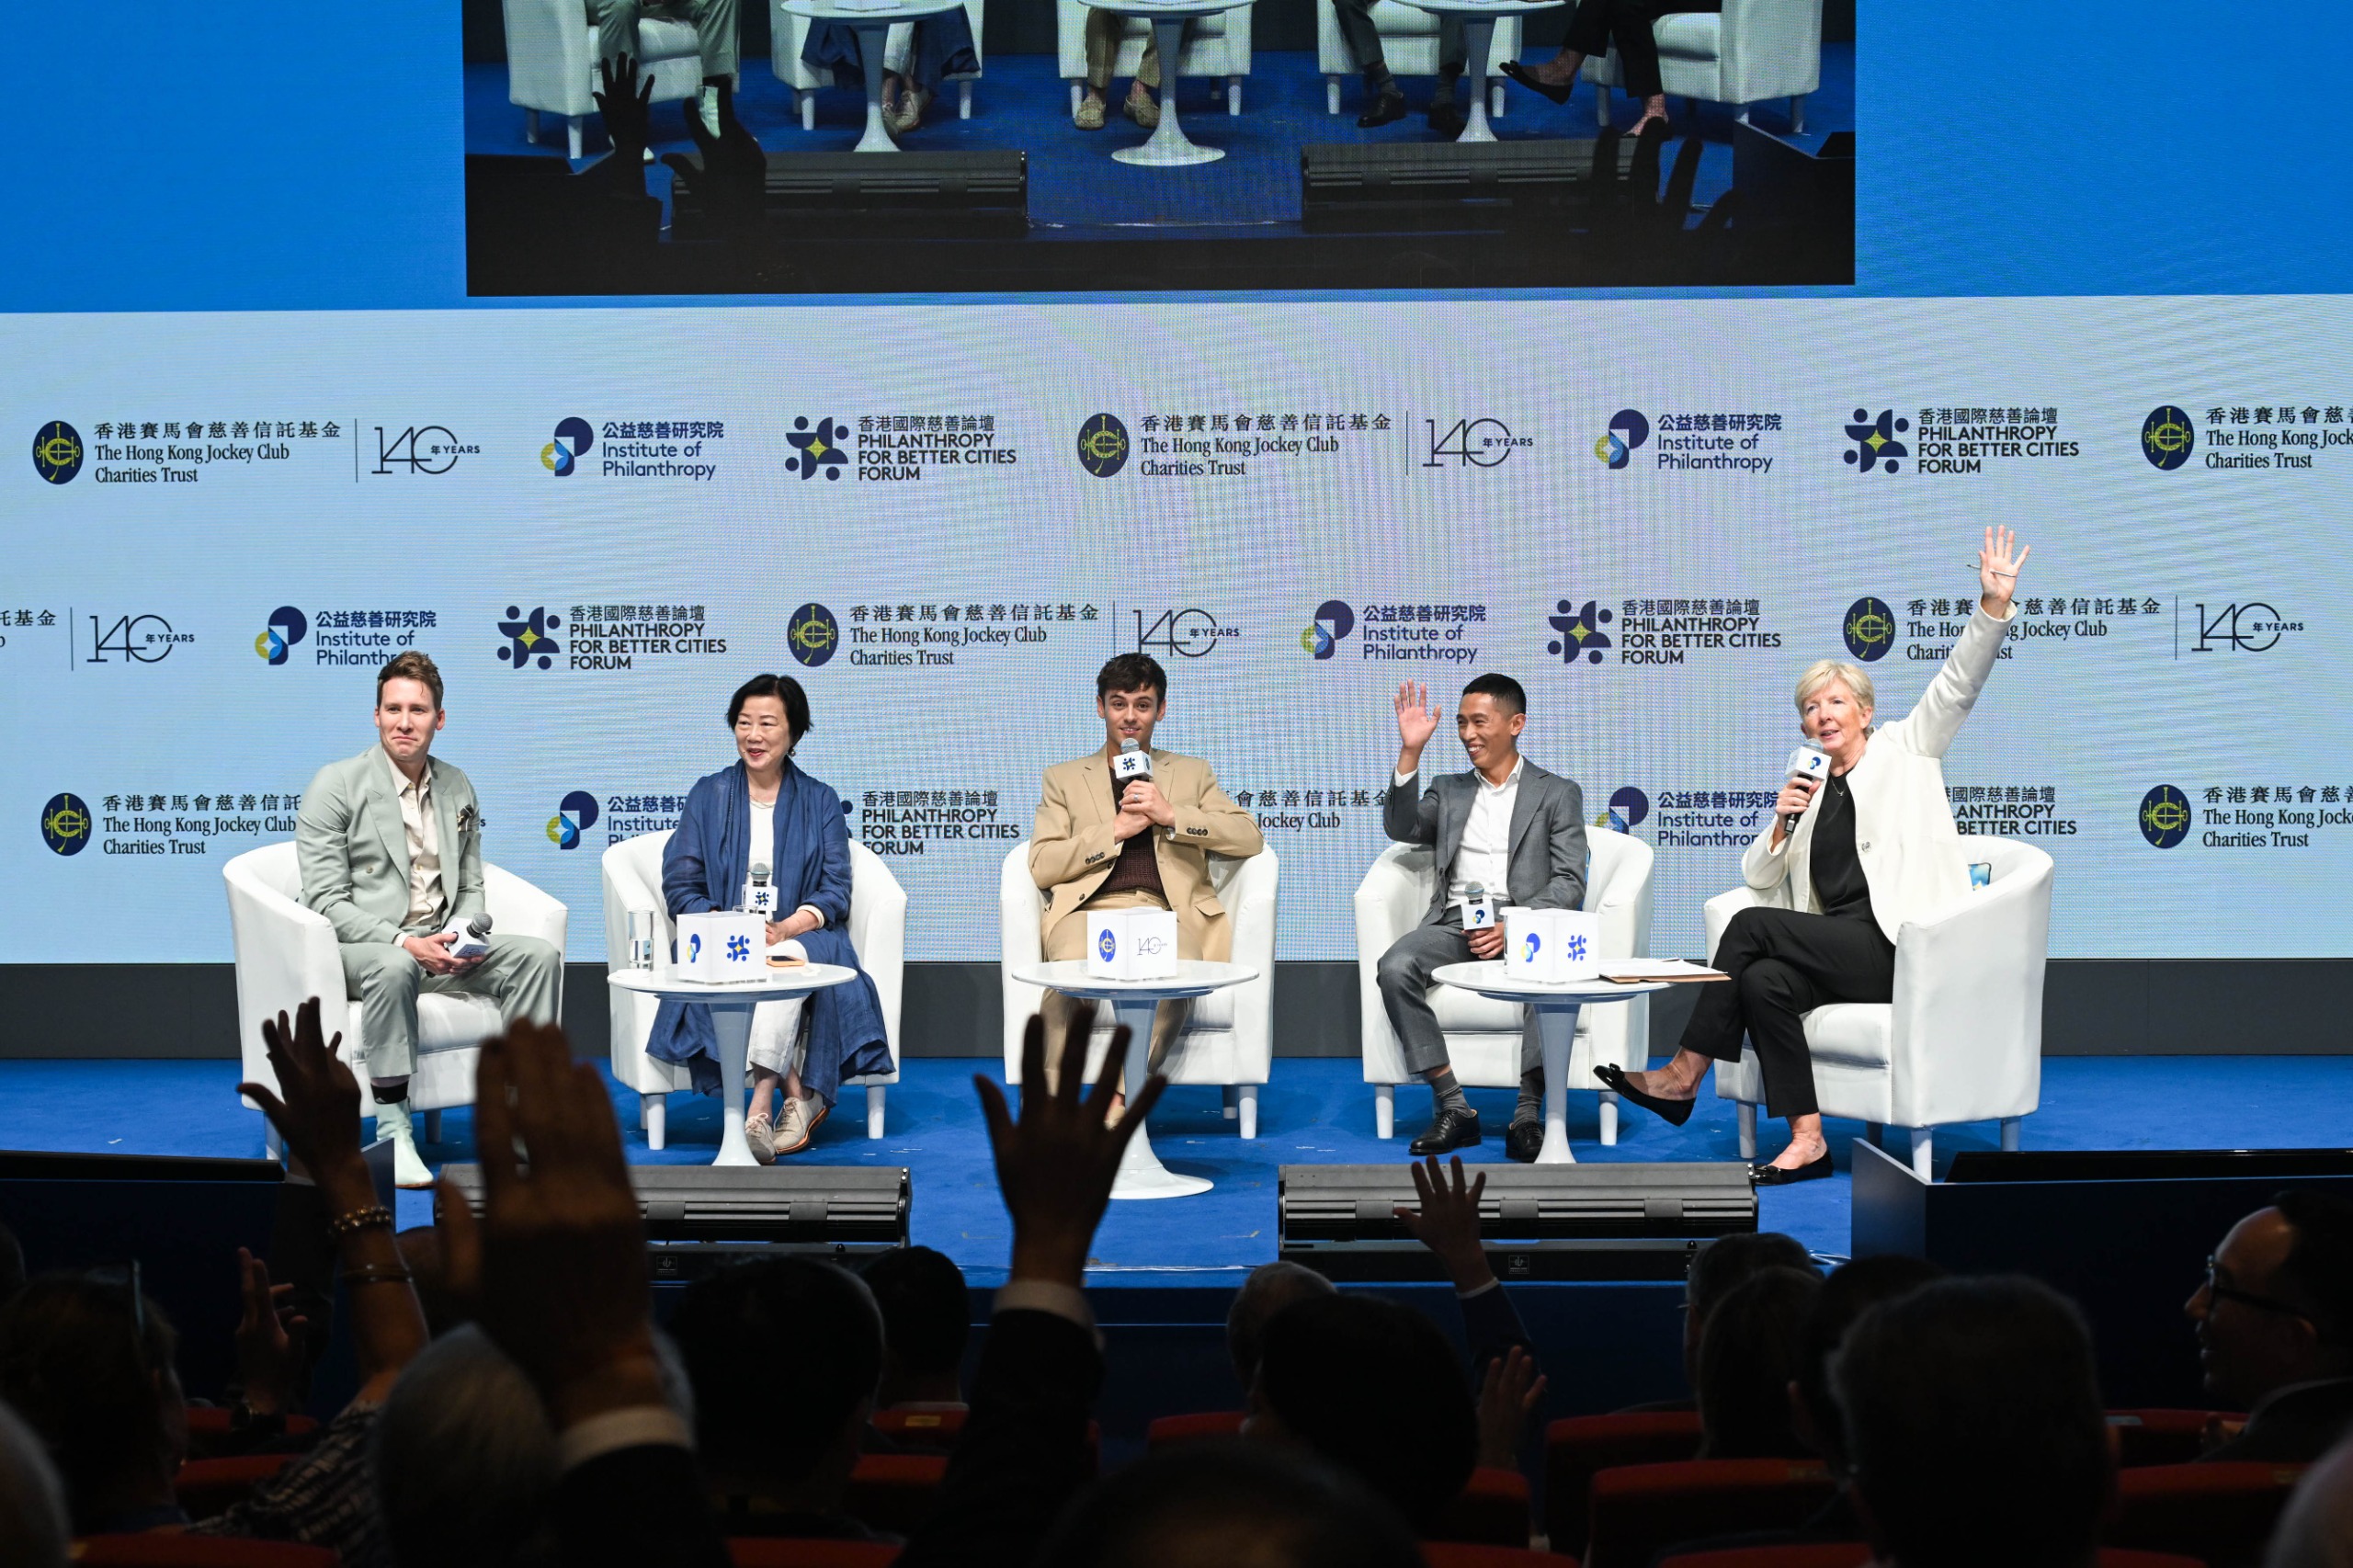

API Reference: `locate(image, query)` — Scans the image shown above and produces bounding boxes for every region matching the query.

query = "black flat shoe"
[1356,88,1406,129]
[1498,60,1575,106]
[1409,1107,1482,1155]
[1427,98,1467,138]
[1592,1063,1697,1128]
[1751,1148,1835,1186]
[1505,1119,1544,1164]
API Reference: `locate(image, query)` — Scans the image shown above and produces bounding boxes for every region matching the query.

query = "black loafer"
[1751,1148,1835,1186]
[1409,1107,1482,1155]
[1356,88,1406,129]
[1593,1062,1697,1128]
[1505,1119,1544,1163]
[1428,98,1467,138]
[1498,60,1575,106]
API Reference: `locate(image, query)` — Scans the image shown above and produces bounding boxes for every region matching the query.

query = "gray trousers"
[341,932,563,1082]
[1330,0,1464,93]
[592,0,742,83]
[1376,907,1550,1077]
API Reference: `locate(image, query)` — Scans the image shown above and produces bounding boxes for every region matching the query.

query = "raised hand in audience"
[233,1248,307,1418]
[1475,1345,1548,1471]
[662,76,766,240]
[1395,1153,1497,1293]
[436,1018,660,1430]
[591,52,654,191]
[976,1006,1164,1287]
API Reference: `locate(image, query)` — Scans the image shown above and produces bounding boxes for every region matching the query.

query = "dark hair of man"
[1833,1276,2110,1568]
[1224,1261,1336,1392]
[859,1246,970,1380]
[0,1276,180,1534]
[1097,653,1167,703]
[668,1258,881,1483]
[1461,673,1526,717]
[1688,1231,1817,1321]
[2272,1188,2353,1347]
[1034,1439,1424,1568]
[724,673,815,745]
[1794,1255,1946,1465]
[377,650,445,710]
[1256,1294,1475,1535]
[1696,1266,1823,1459]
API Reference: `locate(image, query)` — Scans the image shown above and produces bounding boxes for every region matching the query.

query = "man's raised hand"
[1395,681,1441,759]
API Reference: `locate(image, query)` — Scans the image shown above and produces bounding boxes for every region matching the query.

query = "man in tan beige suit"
[1030,653,1265,1096]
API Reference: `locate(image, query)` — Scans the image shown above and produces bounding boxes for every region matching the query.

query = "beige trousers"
[1084,9,1177,91]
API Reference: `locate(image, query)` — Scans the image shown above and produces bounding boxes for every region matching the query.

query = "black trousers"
[1560,0,1722,100]
[1679,905,1894,1119]
[1332,0,1464,93]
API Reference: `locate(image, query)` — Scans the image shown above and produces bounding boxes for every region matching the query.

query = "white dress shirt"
[386,752,446,930]
[1399,756,1523,908]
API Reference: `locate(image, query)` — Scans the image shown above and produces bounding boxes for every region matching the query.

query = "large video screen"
[7,297,2348,963]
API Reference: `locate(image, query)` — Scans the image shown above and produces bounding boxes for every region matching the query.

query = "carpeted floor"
[461,43,1853,232]
[6,1052,2346,1287]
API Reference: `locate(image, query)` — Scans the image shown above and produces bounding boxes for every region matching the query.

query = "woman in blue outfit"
[651,673,892,1162]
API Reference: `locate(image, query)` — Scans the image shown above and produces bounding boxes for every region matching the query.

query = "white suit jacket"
[1740,602,2017,945]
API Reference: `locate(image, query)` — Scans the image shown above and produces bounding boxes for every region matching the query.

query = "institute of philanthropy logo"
[32,422,84,485]
[1301,599,1355,660]
[40,792,92,856]
[1842,597,1897,662]
[256,606,309,665]
[1595,409,1650,470]
[542,417,595,477]
[1843,409,1910,475]
[787,602,839,666]
[785,417,847,482]
[2138,784,2192,848]
[1598,786,1650,833]
[547,790,600,849]
[494,606,563,670]
[1076,414,1130,478]
[1547,600,1613,665]
[2142,405,2197,471]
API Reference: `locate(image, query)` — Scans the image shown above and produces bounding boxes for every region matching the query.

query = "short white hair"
[1794,659,1876,720]
[374,1327,558,1568]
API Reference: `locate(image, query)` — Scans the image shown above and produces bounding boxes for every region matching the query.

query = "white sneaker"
[372,1099,435,1189]
[694,85,722,138]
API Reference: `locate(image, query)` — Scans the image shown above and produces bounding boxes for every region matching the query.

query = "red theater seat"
[2107,1410,2235,1469]
[1582,1460,1839,1568]
[728,1540,902,1568]
[1542,1413,1706,1550]
[2108,1462,2307,1564]
[74,1539,337,1568]
[172,1454,297,1517]
[1435,1466,1532,1547]
[1145,1410,1247,1447]
[844,1451,949,1536]
[181,1408,322,1442]
[872,1408,967,1449]
[1656,1550,2209,1568]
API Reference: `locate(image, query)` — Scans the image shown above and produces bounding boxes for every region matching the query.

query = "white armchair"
[1579,0,1821,132]
[999,845,1278,1136]
[1705,835,2053,1177]
[772,0,987,132]
[603,830,904,1149]
[1315,4,1519,119]
[1056,0,1254,119]
[1355,827,1654,1142]
[224,843,568,1157]
[502,0,710,160]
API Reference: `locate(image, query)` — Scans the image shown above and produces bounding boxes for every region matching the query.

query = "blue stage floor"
[6,1053,2347,1289]
[462,43,1854,233]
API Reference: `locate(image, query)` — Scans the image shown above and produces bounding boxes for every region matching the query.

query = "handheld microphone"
[1781,744,1830,831]
[744,860,779,920]
[447,913,493,960]
[1112,737,1154,800]
[1458,881,1497,934]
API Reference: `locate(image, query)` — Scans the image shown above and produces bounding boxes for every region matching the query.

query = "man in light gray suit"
[296,651,561,1187]
[1377,674,1588,1161]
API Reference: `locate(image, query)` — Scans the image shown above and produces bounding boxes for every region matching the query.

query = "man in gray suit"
[1377,674,1588,1160]
[296,651,561,1187]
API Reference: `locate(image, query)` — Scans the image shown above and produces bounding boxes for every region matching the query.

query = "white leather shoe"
[372,1099,435,1189]
[774,1093,829,1156]
[745,1112,777,1165]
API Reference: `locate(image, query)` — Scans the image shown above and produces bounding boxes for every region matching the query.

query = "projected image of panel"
[459,0,1854,293]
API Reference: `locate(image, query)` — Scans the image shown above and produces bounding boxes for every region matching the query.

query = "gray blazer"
[1384,760,1588,926]
[296,746,487,946]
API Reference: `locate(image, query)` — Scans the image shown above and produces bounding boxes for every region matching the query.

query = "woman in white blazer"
[1597,528,2032,1184]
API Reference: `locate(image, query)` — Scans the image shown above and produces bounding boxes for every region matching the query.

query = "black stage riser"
[438,1161,911,1246]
